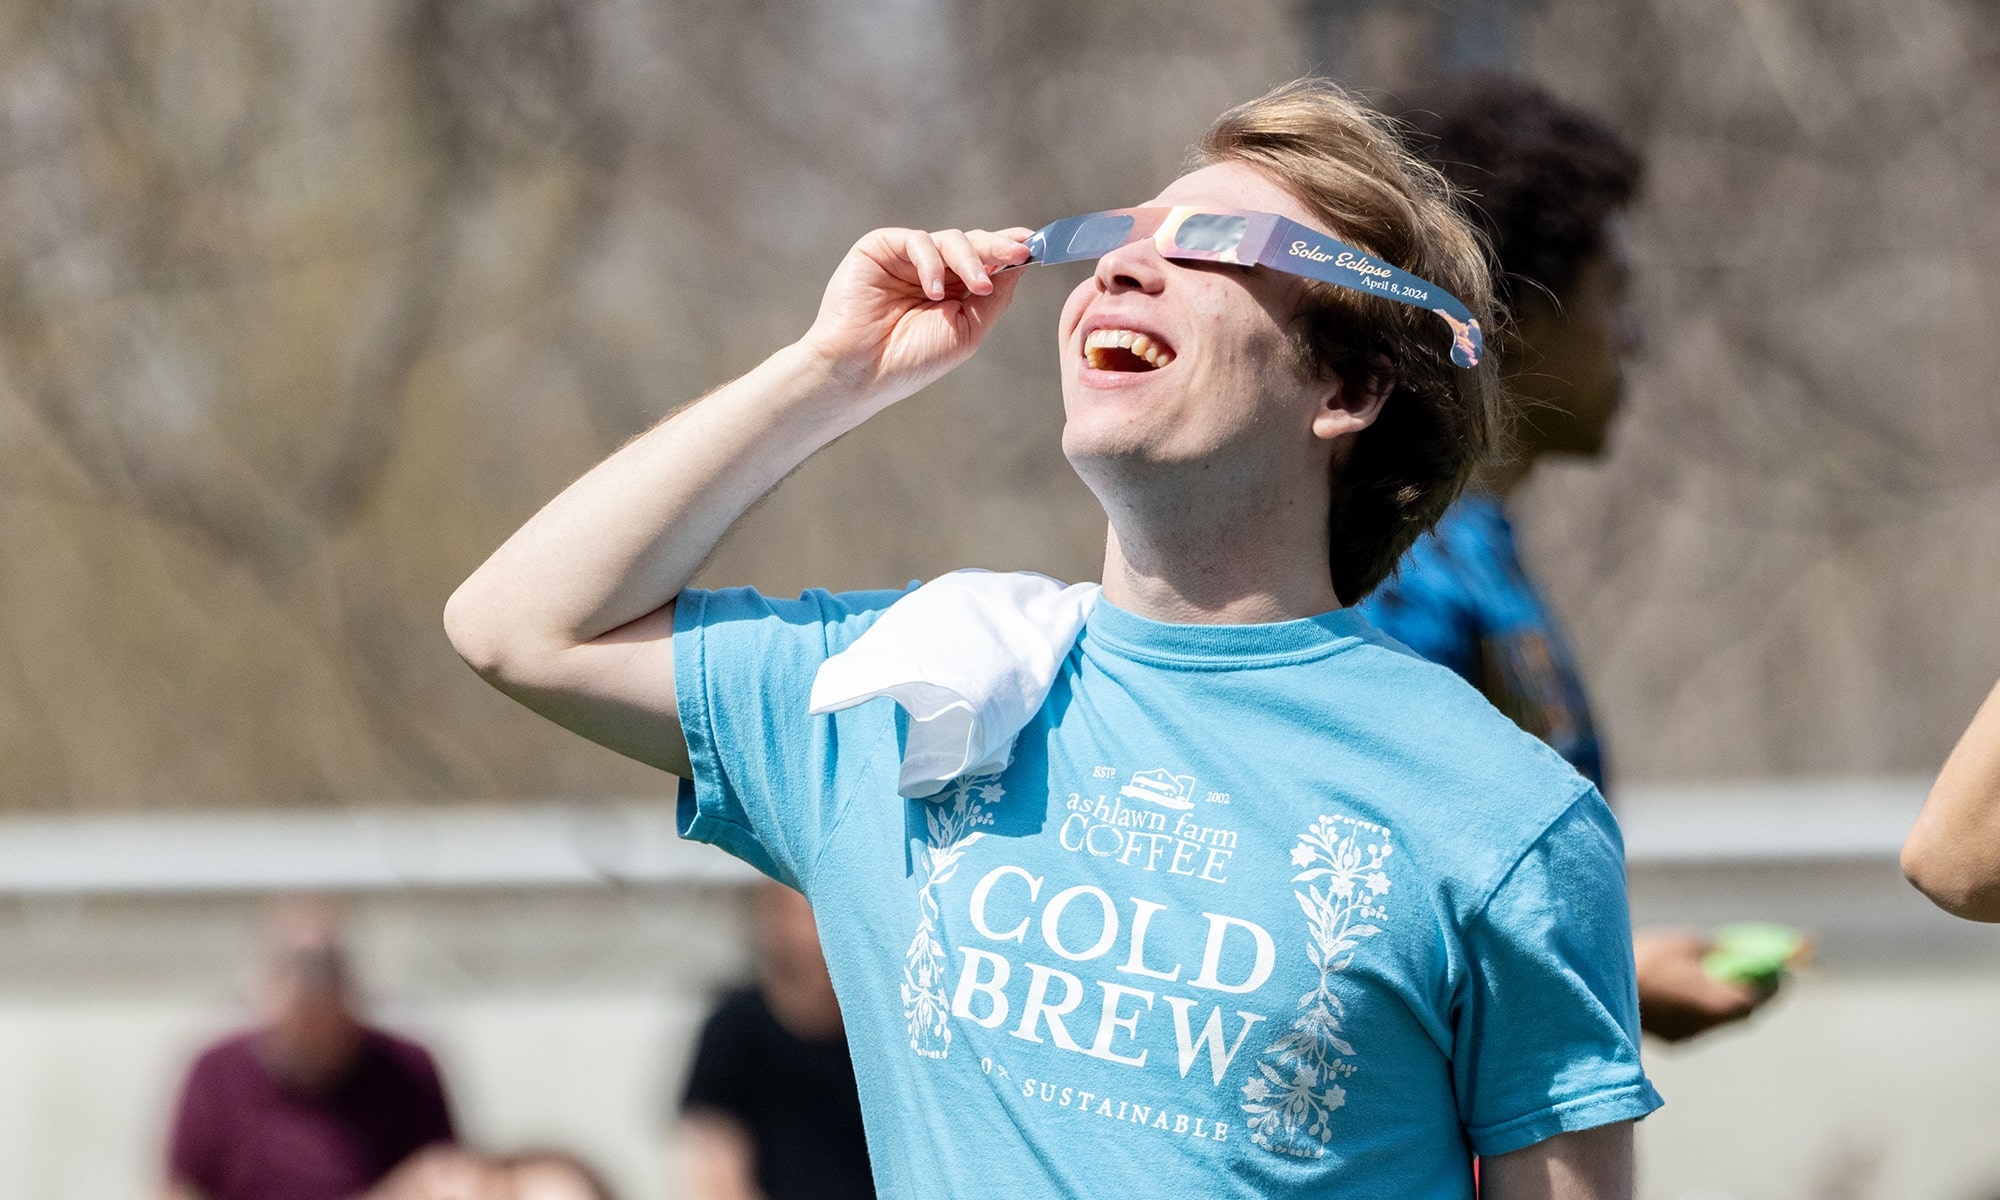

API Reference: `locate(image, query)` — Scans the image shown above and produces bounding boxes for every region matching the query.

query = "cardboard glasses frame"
[1010,205,1484,369]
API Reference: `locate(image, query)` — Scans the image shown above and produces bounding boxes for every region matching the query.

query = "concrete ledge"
[1615,776,1928,863]
[0,776,1932,895]
[0,802,759,894]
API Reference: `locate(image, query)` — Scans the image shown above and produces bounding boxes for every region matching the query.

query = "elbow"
[443,578,532,684]
[1901,829,2000,923]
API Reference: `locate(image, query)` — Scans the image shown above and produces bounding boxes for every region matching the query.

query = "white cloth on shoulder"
[807,569,1099,799]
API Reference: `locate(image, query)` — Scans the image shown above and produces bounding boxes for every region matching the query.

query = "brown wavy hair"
[1193,78,1504,603]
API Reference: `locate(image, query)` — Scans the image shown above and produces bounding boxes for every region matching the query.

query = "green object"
[1702,922,1805,986]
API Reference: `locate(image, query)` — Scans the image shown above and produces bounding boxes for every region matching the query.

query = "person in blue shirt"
[1363,74,1779,1042]
[447,79,1659,1198]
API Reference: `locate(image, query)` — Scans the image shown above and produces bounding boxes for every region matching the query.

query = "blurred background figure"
[368,1146,617,1200]
[674,884,871,1200]
[1904,678,2000,920]
[161,897,456,1200]
[498,1152,618,1200]
[1361,73,1783,1042]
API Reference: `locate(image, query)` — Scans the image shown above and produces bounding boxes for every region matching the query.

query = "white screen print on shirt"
[902,760,1394,1161]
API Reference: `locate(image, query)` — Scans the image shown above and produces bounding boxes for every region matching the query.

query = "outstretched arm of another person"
[1632,927,1768,1042]
[443,227,1030,776]
[1480,1122,1633,1200]
[1903,679,2000,921]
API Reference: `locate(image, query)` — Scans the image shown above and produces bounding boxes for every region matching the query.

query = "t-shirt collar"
[1084,598,1372,668]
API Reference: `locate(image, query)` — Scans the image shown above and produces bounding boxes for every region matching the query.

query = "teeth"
[1084,327,1175,370]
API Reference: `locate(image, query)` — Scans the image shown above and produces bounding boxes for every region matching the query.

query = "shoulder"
[1369,533,1473,614]
[1401,501,1497,581]
[688,988,781,1088]
[184,1030,261,1086]
[361,1027,444,1081]
[1358,515,1497,662]
[1347,631,1572,773]
[1333,632,1599,895]
[702,987,772,1033]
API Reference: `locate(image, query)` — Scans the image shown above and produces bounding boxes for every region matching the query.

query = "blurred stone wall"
[2,0,1996,812]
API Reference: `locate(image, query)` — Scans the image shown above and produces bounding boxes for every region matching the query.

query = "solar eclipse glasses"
[1016,206,1484,368]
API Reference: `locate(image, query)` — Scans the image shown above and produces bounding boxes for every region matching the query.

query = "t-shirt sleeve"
[673,585,910,890]
[1452,788,1663,1157]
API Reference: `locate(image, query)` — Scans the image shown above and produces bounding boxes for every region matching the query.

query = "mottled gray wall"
[2,0,1996,811]
[1513,0,2000,781]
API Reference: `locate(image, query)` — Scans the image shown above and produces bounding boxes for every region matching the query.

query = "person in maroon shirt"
[163,901,456,1200]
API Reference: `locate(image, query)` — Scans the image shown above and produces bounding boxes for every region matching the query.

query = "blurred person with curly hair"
[1362,73,1784,1042]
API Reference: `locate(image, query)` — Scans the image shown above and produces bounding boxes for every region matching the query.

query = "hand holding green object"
[1701,922,1810,987]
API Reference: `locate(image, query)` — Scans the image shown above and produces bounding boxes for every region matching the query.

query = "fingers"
[932,229,993,297]
[973,227,1035,268]
[1701,977,1762,1018]
[898,229,951,301]
[870,227,1034,301]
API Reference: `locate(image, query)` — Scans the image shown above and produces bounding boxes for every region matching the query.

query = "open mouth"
[1084,327,1175,372]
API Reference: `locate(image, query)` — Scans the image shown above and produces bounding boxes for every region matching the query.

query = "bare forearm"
[1904,679,2000,920]
[1480,1122,1633,1200]
[442,224,1028,773]
[445,341,864,673]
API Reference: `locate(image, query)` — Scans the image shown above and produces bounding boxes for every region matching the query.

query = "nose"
[1093,237,1168,296]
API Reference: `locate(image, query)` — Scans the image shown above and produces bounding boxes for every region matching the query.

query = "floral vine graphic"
[1241,813,1393,1159]
[902,774,1001,1059]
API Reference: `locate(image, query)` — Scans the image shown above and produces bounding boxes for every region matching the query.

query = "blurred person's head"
[753,882,841,1039]
[495,1151,616,1200]
[1057,78,1501,604]
[1394,73,1644,466]
[252,895,365,1091]
[368,1147,616,1200]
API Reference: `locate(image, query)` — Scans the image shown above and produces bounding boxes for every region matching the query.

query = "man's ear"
[1312,361,1394,443]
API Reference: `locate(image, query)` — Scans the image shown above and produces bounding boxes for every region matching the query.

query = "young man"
[1362,75,1779,1042]
[447,80,1659,1198]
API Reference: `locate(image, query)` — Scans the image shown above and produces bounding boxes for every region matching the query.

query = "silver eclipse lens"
[1173,213,1248,254]
[1065,214,1136,257]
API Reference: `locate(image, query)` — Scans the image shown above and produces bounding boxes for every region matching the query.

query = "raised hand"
[800,226,1033,407]
[446,223,1033,783]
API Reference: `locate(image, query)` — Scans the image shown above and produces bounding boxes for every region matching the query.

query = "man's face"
[1509,216,1640,458]
[254,906,364,1090]
[1056,162,1371,505]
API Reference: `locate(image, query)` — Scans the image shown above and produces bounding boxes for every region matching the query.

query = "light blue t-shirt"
[674,585,1661,1200]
